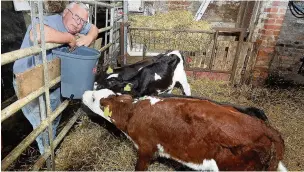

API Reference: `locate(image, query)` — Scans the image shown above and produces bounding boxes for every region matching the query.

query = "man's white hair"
[66,2,89,12]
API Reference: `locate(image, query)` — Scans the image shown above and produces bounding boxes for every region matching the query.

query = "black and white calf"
[95,50,191,97]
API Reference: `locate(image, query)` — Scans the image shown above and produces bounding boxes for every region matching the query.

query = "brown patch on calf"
[99,96,285,171]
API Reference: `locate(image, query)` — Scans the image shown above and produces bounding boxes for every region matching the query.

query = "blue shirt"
[13,14,91,74]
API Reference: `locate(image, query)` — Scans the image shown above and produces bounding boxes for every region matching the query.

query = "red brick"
[186,70,194,77]
[260,47,275,53]
[194,72,230,81]
[255,58,271,66]
[260,35,271,41]
[270,8,278,13]
[260,71,269,79]
[256,39,263,45]
[257,49,271,58]
[261,40,268,47]
[275,19,284,25]
[254,67,269,73]
[279,8,287,14]
[264,19,276,24]
[263,30,274,36]
[180,1,191,5]
[267,13,285,19]
[267,41,277,47]
[273,30,281,36]
[264,8,271,12]
[264,24,282,30]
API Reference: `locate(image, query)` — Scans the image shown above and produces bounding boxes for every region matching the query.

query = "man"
[13,2,98,154]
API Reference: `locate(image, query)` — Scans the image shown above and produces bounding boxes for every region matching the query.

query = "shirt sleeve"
[32,15,57,29]
[80,22,92,35]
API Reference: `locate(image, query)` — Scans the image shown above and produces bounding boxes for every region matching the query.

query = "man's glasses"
[67,9,87,26]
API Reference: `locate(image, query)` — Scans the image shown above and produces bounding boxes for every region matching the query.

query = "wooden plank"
[234,42,253,84]
[243,43,257,84]
[221,41,230,71]
[15,58,61,99]
[204,41,214,69]
[225,41,238,71]
[196,51,205,68]
[213,41,230,70]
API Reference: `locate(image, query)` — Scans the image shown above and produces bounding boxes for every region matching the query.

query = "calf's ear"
[106,66,114,74]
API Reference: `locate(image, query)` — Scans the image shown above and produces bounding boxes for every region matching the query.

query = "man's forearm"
[30,24,73,44]
[87,24,98,41]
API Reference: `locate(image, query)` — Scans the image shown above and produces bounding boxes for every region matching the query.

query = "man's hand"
[67,33,77,48]
[75,33,94,47]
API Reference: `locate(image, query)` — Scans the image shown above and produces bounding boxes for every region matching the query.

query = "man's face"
[63,4,88,34]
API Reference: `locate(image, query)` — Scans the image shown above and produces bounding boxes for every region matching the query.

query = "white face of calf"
[82,89,115,122]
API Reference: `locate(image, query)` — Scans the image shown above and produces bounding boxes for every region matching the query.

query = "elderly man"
[13,2,98,154]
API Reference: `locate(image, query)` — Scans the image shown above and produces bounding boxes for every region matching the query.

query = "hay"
[129,11,213,51]
[56,77,304,171]
[129,10,211,30]
[55,115,176,171]
[55,115,136,171]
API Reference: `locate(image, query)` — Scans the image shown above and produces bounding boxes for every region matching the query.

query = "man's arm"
[76,24,99,47]
[30,24,76,47]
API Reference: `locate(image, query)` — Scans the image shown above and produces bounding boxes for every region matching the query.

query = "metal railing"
[1,1,124,170]
[128,27,246,82]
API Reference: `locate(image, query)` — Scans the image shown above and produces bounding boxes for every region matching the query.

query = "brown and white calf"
[82,89,287,171]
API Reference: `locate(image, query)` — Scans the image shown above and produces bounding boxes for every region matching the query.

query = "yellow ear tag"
[104,106,112,117]
[124,83,132,91]
[106,66,113,74]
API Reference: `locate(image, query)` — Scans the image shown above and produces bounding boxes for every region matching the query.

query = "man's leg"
[13,79,45,153]
[12,79,61,154]
[49,88,62,137]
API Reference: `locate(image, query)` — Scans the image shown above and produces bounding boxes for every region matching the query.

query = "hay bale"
[129,10,213,51]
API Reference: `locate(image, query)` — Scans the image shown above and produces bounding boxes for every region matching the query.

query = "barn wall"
[248,1,289,85]
[271,3,304,75]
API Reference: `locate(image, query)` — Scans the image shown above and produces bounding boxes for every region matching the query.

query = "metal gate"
[128,27,256,84]
[1,1,125,170]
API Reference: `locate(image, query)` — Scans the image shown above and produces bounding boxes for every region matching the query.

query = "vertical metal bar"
[120,22,124,65]
[114,6,117,61]
[94,1,97,25]
[149,29,151,50]
[38,1,55,170]
[230,30,245,84]
[89,4,93,24]
[30,1,51,170]
[104,8,109,60]
[110,7,114,63]
[30,1,38,46]
[209,30,218,70]
[123,0,128,65]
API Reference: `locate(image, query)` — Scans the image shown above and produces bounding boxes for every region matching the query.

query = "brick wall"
[252,1,289,85]
[271,2,304,74]
[168,1,191,11]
